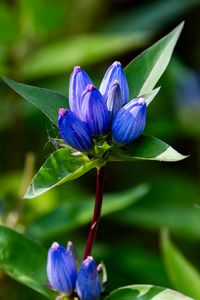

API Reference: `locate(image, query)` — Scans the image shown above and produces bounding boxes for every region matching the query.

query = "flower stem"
[83,166,105,260]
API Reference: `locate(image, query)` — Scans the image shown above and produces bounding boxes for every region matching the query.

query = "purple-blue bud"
[112,97,146,144]
[69,66,93,117]
[106,80,123,121]
[76,256,101,300]
[58,108,93,152]
[67,241,79,266]
[99,61,129,105]
[81,84,110,136]
[47,242,77,294]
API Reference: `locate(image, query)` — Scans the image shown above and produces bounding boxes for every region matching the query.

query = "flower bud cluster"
[47,242,101,300]
[58,61,147,153]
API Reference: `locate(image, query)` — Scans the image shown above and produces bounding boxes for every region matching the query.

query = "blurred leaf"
[161,230,200,300]
[19,0,67,36]
[125,22,184,99]
[0,3,19,44]
[108,135,186,162]
[24,147,102,199]
[0,226,57,299]
[2,76,66,126]
[105,284,194,300]
[27,184,149,239]
[105,0,198,33]
[19,32,149,79]
[111,174,200,241]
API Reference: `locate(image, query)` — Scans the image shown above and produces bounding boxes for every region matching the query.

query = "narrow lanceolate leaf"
[125,22,184,99]
[161,230,200,300]
[0,226,58,299]
[27,184,149,239]
[143,87,161,106]
[104,284,194,300]
[24,147,102,199]
[2,76,67,126]
[109,135,187,162]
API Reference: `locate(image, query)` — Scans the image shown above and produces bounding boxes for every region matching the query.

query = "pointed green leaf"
[104,284,194,300]
[143,87,161,106]
[27,184,149,239]
[2,76,67,126]
[0,226,57,299]
[25,147,102,199]
[109,135,187,162]
[161,230,200,300]
[125,22,184,98]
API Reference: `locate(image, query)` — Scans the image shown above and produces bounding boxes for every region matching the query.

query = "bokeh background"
[1,0,200,299]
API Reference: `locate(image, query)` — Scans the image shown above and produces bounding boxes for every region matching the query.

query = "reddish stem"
[83,166,105,260]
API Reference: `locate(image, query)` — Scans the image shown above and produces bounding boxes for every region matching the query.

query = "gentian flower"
[76,256,101,300]
[112,97,146,144]
[69,66,92,116]
[58,108,93,152]
[106,80,122,121]
[58,61,147,153]
[99,61,129,105]
[47,242,77,295]
[81,84,110,136]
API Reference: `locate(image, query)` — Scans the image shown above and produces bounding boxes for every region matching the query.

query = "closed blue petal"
[58,108,93,152]
[106,80,122,121]
[99,61,129,105]
[67,241,79,266]
[76,256,101,300]
[69,66,93,117]
[47,242,77,294]
[81,84,109,136]
[112,97,146,144]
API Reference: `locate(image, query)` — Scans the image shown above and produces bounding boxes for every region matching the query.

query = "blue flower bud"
[58,108,93,152]
[106,80,122,121]
[47,242,77,294]
[76,256,101,300]
[99,61,129,105]
[69,66,93,117]
[67,241,79,266]
[112,97,146,144]
[81,84,110,136]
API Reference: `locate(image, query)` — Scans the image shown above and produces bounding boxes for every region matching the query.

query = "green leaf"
[0,226,57,299]
[108,135,187,162]
[125,22,184,99]
[19,32,149,79]
[27,184,149,239]
[2,76,66,126]
[143,87,161,106]
[24,147,102,199]
[104,284,194,300]
[161,230,200,300]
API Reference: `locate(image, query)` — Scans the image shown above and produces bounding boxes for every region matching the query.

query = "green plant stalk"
[83,166,105,260]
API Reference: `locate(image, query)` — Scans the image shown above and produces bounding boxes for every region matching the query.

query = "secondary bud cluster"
[58,61,147,152]
[47,242,101,300]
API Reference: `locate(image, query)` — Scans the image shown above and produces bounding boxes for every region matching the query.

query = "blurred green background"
[1,0,200,299]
